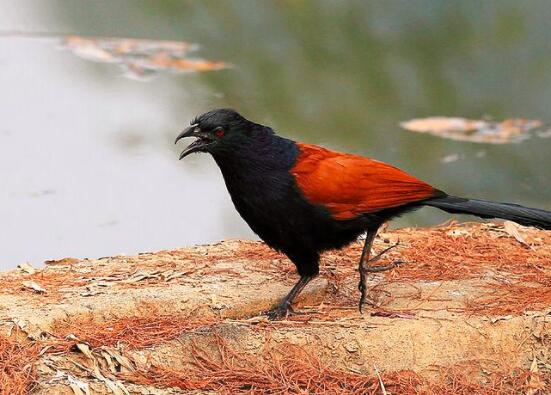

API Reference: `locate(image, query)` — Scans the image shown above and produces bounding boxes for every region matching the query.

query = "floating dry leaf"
[22,281,46,293]
[62,36,227,80]
[400,117,543,144]
[536,129,551,138]
[441,153,460,163]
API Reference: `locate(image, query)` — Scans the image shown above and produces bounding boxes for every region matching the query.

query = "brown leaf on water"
[63,36,228,80]
[400,116,543,144]
[536,129,551,138]
[440,153,460,163]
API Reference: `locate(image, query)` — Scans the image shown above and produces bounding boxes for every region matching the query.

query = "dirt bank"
[1,221,550,394]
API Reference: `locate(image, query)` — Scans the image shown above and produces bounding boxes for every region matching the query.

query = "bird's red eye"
[215,128,225,138]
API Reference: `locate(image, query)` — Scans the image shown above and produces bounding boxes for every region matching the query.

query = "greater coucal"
[175,109,551,319]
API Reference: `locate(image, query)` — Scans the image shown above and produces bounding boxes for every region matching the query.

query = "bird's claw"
[358,267,390,313]
[358,279,378,312]
[266,303,292,321]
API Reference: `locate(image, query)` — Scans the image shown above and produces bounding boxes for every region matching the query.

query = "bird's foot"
[266,302,293,321]
[358,267,396,312]
[358,279,381,313]
[358,284,387,312]
[357,240,403,313]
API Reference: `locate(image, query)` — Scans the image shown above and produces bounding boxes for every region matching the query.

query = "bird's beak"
[175,124,212,159]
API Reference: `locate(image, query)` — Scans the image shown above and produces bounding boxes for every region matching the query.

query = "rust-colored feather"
[291,143,438,220]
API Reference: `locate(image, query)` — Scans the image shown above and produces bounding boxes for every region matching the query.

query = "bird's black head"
[175,108,262,159]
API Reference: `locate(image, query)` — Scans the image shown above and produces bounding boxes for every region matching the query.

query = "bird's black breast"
[212,136,366,275]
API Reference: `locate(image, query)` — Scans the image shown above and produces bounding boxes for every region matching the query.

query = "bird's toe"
[266,304,290,321]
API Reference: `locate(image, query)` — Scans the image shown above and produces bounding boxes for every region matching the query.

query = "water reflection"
[0,1,550,269]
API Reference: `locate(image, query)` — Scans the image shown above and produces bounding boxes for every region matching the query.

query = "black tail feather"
[425,196,551,230]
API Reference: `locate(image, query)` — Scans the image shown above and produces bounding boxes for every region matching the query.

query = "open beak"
[175,124,213,159]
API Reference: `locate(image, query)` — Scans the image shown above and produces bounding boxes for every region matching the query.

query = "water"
[1,0,550,269]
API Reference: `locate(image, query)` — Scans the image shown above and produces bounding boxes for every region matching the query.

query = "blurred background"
[1,0,550,269]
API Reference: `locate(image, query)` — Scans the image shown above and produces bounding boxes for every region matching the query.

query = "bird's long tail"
[425,195,551,230]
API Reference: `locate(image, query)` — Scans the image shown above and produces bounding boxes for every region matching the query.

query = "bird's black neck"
[211,128,299,179]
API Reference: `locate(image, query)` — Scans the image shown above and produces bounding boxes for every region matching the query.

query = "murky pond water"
[1,1,550,269]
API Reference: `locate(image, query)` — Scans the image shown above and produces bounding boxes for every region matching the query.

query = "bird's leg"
[358,231,403,312]
[358,230,377,313]
[267,275,316,320]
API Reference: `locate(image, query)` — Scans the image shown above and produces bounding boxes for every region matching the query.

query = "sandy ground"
[1,221,550,394]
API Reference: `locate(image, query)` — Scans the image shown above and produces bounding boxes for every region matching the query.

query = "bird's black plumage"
[206,114,370,277]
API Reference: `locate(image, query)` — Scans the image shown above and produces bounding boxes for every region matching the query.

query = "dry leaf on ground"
[22,281,46,293]
[17,262,35,274]
[503,221,531,248]
[526,358,545,395]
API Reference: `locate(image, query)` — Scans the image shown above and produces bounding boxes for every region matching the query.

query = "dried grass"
[322,222,551,315]
[391,225,550,283]
[50,309,217,350]
[467,283,551,316]
[125,337,547,394]
[425,363,548,395]
[126,337,420,394]
[0,336,40,395]
[3,223,550,392]
[0,270,85,300]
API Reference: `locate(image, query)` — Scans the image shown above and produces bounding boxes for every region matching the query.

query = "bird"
[175,108,551,320]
